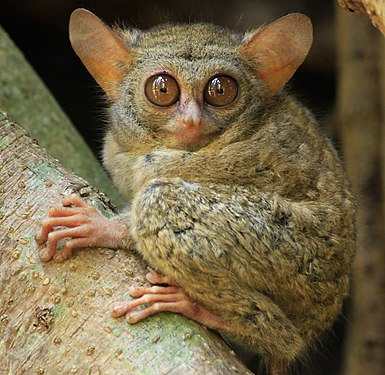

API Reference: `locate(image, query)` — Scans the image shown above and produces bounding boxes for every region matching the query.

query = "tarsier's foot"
[112,270,228,331]
[36,194,127,262]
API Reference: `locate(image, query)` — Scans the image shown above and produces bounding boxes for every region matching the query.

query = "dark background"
[0,1,344,374]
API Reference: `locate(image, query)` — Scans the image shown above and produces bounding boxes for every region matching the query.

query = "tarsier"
[36,8,356,374]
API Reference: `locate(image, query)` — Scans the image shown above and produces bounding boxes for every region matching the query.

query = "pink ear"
[243,13,313,96]
[69,8,132,99]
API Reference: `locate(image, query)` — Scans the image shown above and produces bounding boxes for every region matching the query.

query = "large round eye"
[145,74,180,107]
[204,75,238,107]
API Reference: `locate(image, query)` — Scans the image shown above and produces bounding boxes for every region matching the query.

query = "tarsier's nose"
[181,100,202,127]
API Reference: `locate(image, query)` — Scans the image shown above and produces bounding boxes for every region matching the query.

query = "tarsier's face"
[142,72,238,147]
[115,24,264,150]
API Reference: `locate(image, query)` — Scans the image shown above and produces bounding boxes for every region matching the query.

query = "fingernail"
[111,303,126,317]
[53,254,64,263]
[39,251,50,262]
[126,311,140,323]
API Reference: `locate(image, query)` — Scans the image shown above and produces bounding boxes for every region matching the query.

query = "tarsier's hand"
[36,194,127,262]
[112,270,228,332]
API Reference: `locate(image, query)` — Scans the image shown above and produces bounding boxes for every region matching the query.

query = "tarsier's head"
[69,9,312,151]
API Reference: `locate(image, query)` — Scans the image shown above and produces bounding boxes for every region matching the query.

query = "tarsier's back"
[69,9,356,371]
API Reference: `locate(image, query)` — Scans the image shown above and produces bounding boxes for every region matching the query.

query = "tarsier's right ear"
[242,13,313,97]
[69,8,132,99]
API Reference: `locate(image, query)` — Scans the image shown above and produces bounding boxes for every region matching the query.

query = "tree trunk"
[0,112,252,374]
[335,6,385,375]
[337,0,385,36]
[0,24,124,207]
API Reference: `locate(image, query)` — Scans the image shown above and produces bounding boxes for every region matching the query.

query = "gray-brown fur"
[91,18,355,365]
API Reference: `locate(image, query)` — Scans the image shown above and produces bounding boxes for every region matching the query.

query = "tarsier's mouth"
[168,125,221,151]
[171,126,204,146]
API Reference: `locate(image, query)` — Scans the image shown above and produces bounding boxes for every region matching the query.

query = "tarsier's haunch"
[36,8,356,374]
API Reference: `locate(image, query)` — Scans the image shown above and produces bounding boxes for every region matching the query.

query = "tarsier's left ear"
[242,13,313,96]
[69,8,132,99]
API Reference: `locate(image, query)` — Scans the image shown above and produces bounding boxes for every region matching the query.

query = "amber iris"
[145,74,180,107]
[204,76,238,107]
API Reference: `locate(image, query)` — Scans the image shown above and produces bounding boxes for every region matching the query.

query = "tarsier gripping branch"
[36,8,356,373]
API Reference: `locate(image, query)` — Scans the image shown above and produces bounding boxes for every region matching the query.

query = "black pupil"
[217,88,224,94]
[160,87,167,93]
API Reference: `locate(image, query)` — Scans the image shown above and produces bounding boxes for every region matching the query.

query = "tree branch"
[0,112,252,374]
[338,0,385,35]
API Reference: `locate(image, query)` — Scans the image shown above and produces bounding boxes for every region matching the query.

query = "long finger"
[62,194,88,208]
[129,285,181,298]
[126,298,227,331]
[37,215,88,244]
[48,206,83,218]
[40,225,90,262]
[125,301,192,324]
[54,237,95,262]
[111,291,182,318]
